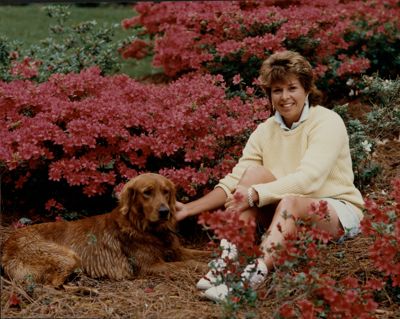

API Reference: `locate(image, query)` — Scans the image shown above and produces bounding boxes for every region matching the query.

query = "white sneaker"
[196,259,225,290]
[202,259,269,302]
[196,239,238,290]
[219,238,238,259]
[241,258,268,289]
[203,283,229,302]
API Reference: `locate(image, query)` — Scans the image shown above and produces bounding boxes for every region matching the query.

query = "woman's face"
[271,74,307,128]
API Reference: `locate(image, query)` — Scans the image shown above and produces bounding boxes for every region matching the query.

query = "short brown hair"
[259,50,322,106]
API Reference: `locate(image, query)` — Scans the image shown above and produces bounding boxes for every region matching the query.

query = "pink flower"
[245,86,254,95]
[232,74,242,85]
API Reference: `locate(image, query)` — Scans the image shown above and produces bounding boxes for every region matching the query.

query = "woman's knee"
[276,196,297,214]
[276,196,330,221]
[275,196,310,219]
[239,166,276,186]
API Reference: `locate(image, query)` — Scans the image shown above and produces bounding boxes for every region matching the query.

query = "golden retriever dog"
[2,173,208,286]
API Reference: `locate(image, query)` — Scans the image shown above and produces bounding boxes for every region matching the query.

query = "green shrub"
[333,104,379,190]
[0,5,123,82]
[0,36,19,82]
[362,75,400,139]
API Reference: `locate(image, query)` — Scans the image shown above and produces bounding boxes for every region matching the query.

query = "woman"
[175,50,364,301]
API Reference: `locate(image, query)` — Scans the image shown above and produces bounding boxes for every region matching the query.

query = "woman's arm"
[175,187,228,221]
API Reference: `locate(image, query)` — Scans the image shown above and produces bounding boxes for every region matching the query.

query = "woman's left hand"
[224,185,250,212]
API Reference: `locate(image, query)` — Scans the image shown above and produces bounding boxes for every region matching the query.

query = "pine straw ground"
[1,141,399,319]
[1,235,399,319]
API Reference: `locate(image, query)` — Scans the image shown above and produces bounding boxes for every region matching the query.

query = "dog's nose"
[158,205,170,220]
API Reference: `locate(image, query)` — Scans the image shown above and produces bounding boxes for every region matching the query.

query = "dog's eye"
[143,189,153,197]
[163,189,170,196]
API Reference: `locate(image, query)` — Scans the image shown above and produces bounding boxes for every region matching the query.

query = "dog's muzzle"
[158,205,170,220]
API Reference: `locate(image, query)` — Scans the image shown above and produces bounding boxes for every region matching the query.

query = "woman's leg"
[234,166,343,270]
[203,168,344,300]
[260,196,342,269]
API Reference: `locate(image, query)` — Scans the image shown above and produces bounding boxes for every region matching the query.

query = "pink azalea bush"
[0,67,269,213]
[121,0,400,99]
[361,179,400,288]
[270,201,384,318]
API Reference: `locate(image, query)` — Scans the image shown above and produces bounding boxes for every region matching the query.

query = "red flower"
[296,299,314,319]
[8,293,21,307]
[279,303,295,318]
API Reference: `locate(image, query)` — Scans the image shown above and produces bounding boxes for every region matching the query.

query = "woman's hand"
[174,201,190,221]
[225,185,250,212]
[225,185,259,212]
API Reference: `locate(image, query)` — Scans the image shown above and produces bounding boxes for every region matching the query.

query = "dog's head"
[119,173,176,230]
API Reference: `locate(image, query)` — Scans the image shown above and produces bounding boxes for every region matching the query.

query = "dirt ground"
[1,119,399,318]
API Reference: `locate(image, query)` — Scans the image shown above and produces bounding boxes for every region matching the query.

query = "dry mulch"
[1,234,399,318]
[1,266,221,319]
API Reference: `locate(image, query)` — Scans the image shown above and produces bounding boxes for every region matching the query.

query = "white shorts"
[324,198,362,240]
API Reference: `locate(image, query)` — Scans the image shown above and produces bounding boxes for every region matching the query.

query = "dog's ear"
[119,180,136,215]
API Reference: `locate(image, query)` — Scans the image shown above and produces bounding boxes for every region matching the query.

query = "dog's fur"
[2,173,207,286]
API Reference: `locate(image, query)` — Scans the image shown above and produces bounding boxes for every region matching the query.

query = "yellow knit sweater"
[217,106,364,219]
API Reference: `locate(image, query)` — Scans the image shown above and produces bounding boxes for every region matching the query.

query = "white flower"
[361,140,372,153]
